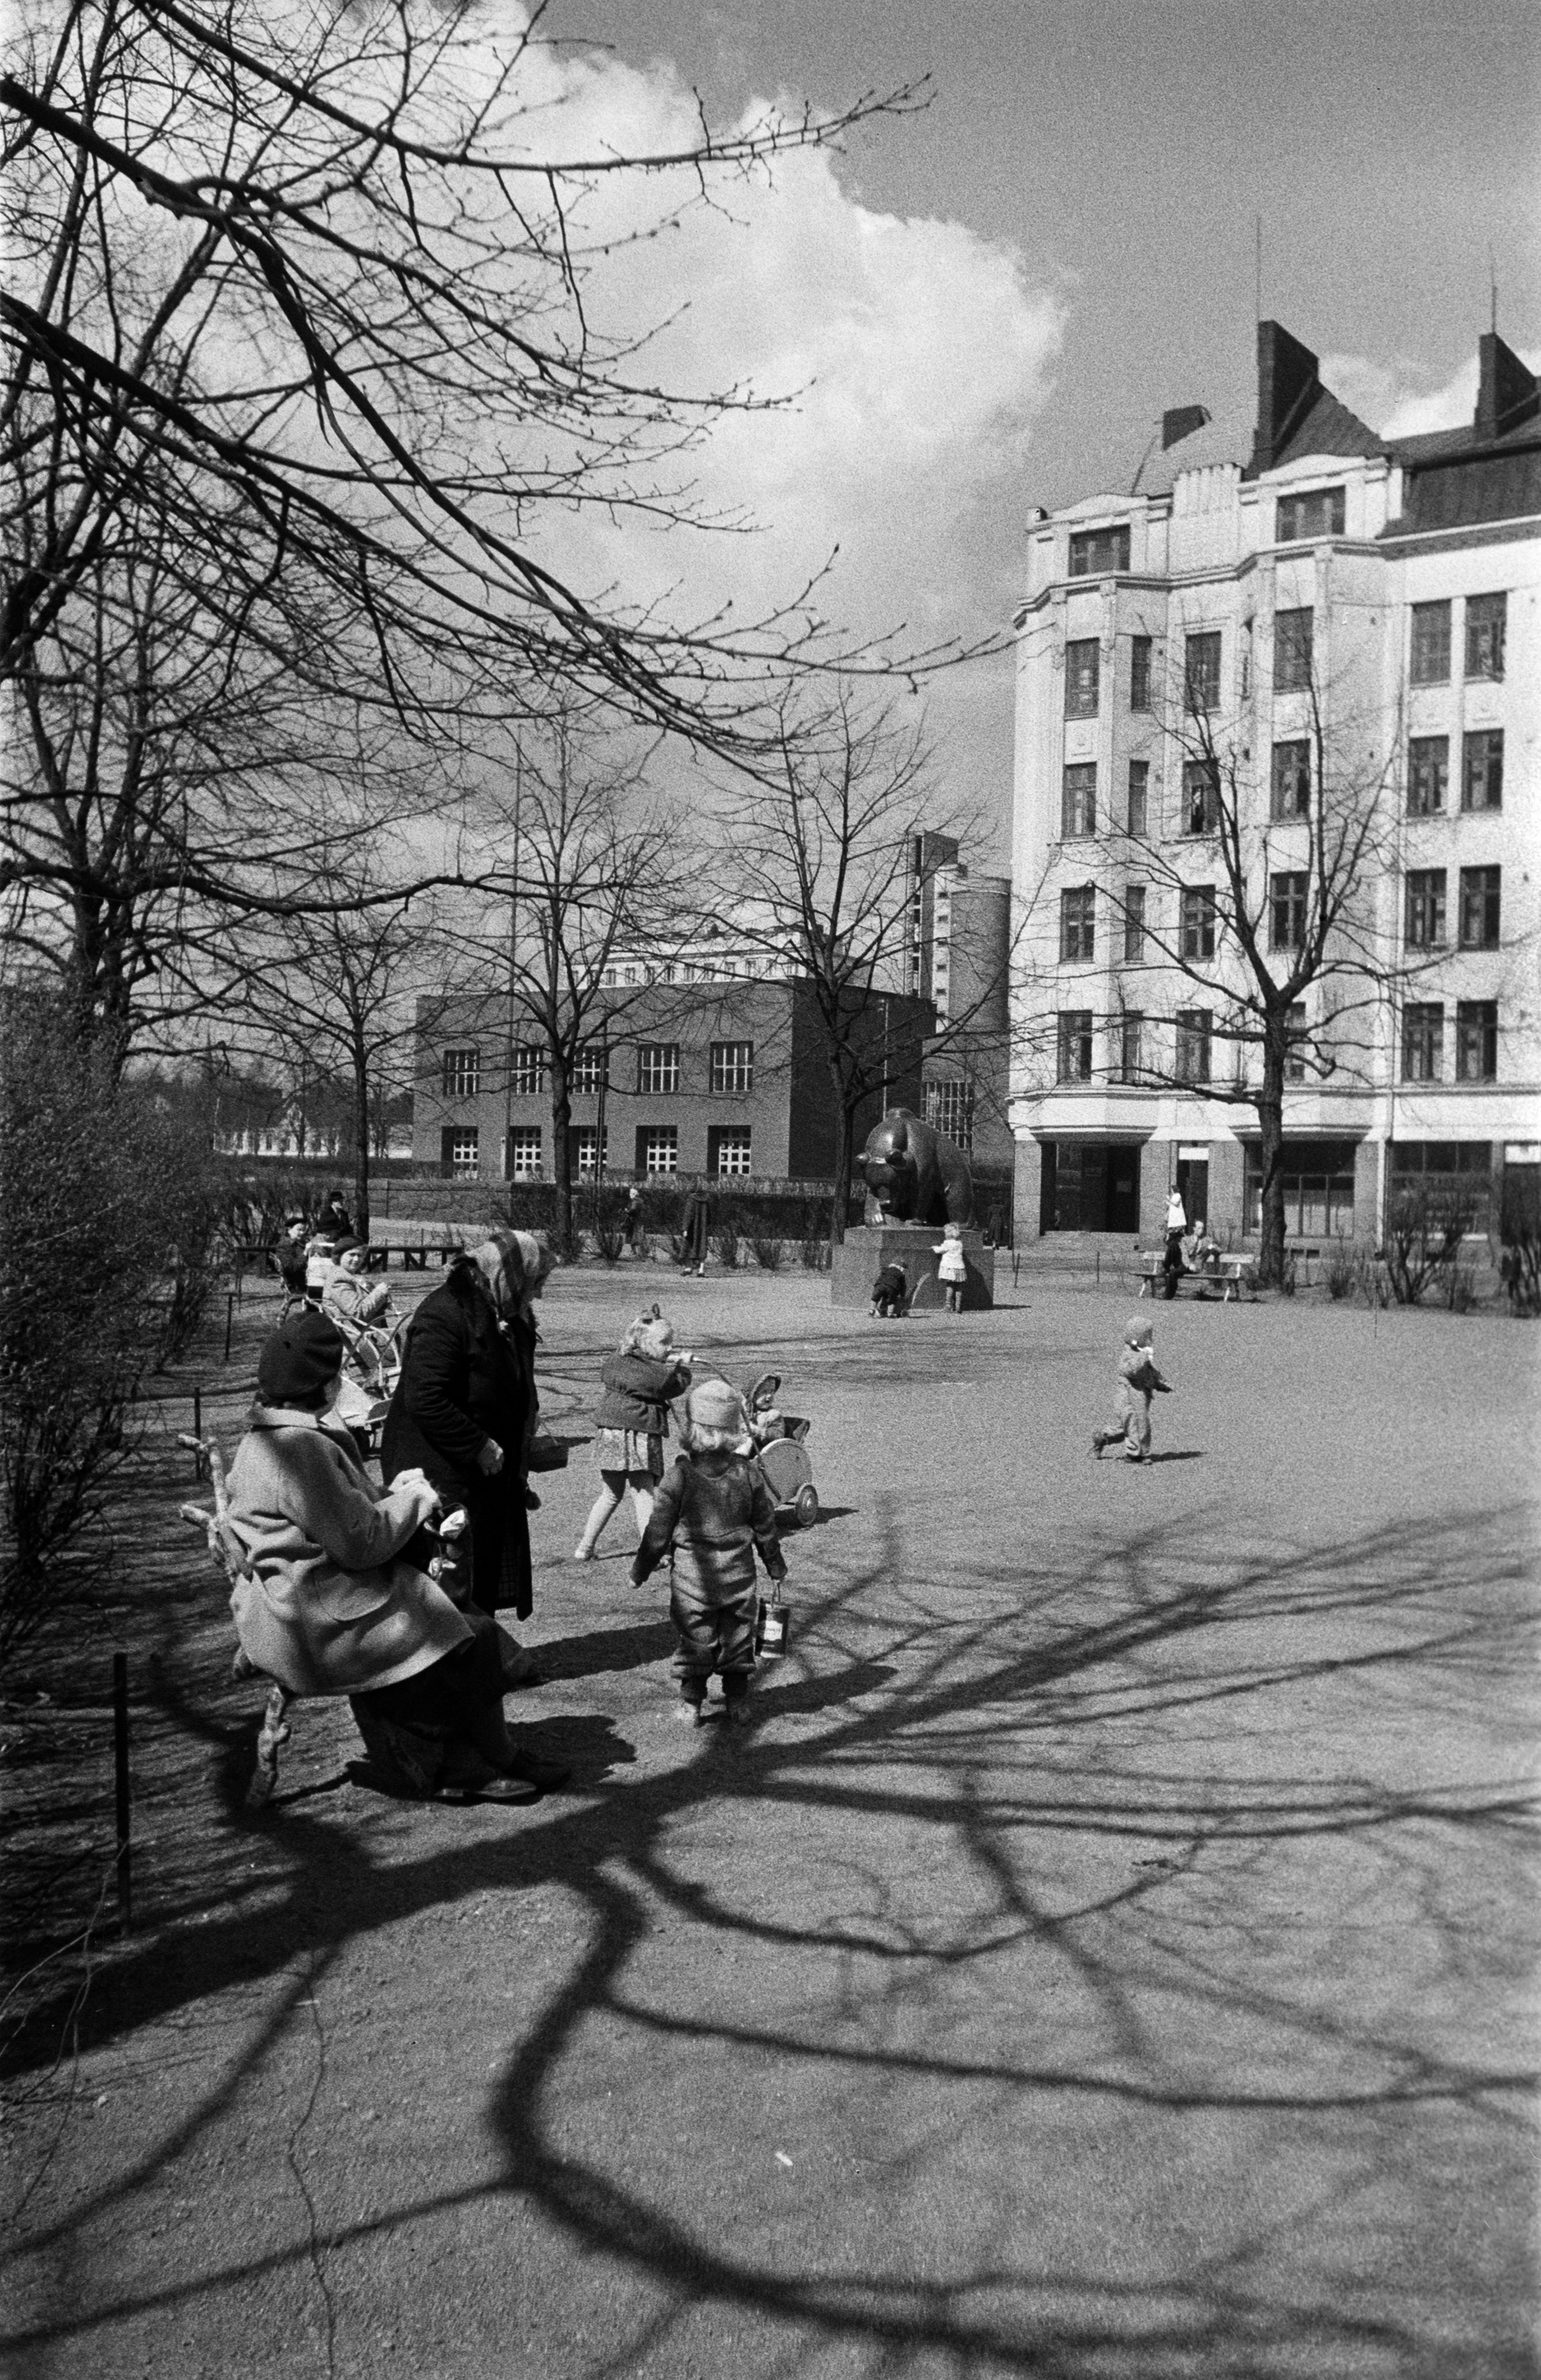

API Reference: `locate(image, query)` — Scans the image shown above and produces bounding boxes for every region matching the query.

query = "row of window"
[1065,485,1349,582]
[1059,864,1503,966]
[1401,1002,1499,1083]
[1053,1000,1503,1088]
[1059,590,1507,722]
[441,1040,755,1100]
[1058,728,1504,842]
[441,1124,755,1180]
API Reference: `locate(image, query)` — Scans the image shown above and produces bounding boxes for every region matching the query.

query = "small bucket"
[756,1591,791,1659]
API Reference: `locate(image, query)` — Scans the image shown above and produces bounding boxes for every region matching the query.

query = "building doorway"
[1039,1141,1143,1231]
[1175,1149,1210,1231]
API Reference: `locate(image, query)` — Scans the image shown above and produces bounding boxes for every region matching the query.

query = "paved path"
[5,1271,1536,2378]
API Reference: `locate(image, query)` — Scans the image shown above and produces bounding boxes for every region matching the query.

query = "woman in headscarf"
[380,1229,554,1686]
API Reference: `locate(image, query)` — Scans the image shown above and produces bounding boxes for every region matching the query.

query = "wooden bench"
[1137,1251,1258,1303]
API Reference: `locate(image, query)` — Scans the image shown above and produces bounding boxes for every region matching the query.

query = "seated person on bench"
[224,1311,564,1802]
[323,1240,394,1330]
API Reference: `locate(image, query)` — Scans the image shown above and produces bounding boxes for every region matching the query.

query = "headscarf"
[471,1229,553,1321]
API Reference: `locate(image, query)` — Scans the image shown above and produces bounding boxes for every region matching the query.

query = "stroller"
[743,1371,818,1530]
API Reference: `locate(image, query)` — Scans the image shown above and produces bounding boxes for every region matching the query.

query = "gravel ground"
[2,1263,1537,2380]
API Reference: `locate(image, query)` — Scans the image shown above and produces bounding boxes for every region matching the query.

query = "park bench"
[1137,1250,1258,1303]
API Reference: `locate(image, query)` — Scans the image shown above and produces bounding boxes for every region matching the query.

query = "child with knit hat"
[631,1376,786,1725]
[1092,1315,1174,1464]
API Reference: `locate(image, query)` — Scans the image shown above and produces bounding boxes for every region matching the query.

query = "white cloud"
[1321,344,1541,440]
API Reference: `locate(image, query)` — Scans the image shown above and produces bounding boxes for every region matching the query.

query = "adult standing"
[316,1188,353,1241]
[624,1185,645,1255]
[1162,1186,1187,1301]
[681,1181,711,1278]
[382,1229,554,1685]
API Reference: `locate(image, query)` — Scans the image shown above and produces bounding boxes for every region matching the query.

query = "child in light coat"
[932,1221,967,1314]
[631,1376,786,1725]
[1092,1315,1173,1463]
[574,1309,691,1557]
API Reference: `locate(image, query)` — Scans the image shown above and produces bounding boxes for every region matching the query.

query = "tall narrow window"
[570,1045,607,1096]
[1056,1011,1094,1082]
[1180,885,1217,960]
[511,1043,546,1097]
[507,1125,542,1178]
[1127,758,1149,836]
[1270,740,1311,820]
[1270,871,1308,951]
[1061,762,1096,838]
[1129,635,1153,711]
[1175,1009,1213,1084]
[636,1043,680,1094]
[1184,631,1221,714]
[441,1047,481,1098]
[709,1041,754,1092]
[1404,869,1446,949]
[1462,731,1503,812]
[1464,592,1506,680]
[1409,601,1451,685]
[1122,885,1146,963]
[1118,1012,1144,1084]
[1401,1004,1443,1082]
[1284,1002,1309,1083]
[1059,887,1096,961]
[1273,607,1314,692]
[1458,866,1501,950]
[1455,1002,1497,1082]
[1182,758,1221,835]
[1064,638,1100,718]
[1407,736,1448,816]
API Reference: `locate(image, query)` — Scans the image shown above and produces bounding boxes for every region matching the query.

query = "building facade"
[1009,322,1540,1247]
[914,836,1016,1173]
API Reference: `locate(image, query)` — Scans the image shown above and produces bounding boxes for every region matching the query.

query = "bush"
[714,1223,740,1271]
[1384,1188,1472,1307]
[800,1233,830,1270]
[750,1235,785,1270]
[1325,1237,1356,1301]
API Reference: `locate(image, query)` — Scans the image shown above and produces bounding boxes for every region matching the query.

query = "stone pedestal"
[830,1223,995,1312]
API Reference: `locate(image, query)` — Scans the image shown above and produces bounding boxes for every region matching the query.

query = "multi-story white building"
[1009,322,1539,1249]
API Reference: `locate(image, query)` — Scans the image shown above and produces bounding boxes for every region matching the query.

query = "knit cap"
[258,1310,347,1404]
[685,1376,746,1436]
[1124,1315,1155,1348]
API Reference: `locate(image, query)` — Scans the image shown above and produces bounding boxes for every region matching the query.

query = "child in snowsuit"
[871,1260,908,1318]
[933,1221,967,1314]
[575,1308,691,1558]
[1092,1315,1173,1463]
[631,1376,786,1725]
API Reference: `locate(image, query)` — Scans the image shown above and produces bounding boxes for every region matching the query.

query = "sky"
[517,1,1540,863]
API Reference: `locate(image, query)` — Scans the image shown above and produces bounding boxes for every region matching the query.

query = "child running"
[1092,1315,1174,1464]
[631,1377,786,1726]
[574,1308,691,1559]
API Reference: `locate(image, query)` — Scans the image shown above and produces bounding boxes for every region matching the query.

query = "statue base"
[830,1223,995,1313]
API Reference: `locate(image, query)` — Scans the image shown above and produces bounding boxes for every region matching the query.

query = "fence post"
[191,1388,204,1478]
[223,1292,234,1362]
[113,1652,132,1935]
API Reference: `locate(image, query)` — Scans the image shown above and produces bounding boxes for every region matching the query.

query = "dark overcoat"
[380,1262,535,1620]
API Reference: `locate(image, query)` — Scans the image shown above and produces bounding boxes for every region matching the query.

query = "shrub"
[593,1225,626,1264]
[750,1235,785,1270]
[1325,1237,1356,1301]
[714,1223,740,1271]
[1384,1188,1472,1307]
[799,1233,830,1271]
[1447,1268,1479,1315]
[1278,1251,1297,1298]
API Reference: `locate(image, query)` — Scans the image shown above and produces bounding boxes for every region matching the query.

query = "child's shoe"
[674,1690,707,1726]
[723,1697,754,1728]
[572,1542,597,1562]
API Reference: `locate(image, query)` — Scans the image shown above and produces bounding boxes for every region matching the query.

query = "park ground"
[1,1261,1538,2380]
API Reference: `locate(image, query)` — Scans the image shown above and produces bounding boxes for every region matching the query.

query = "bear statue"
[858,1108,975,1229]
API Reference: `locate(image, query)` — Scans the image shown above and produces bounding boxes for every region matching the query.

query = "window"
[1284,1002,1309,1084]
[1117,1012,1144,1084]
[1245,1139,1357,1237]
[1064,638,1100,718]
[1456,1002,1498,1082]
[1409,601,1451,685]
[441,1047,480,1098]
[636,1042,680,1094]
[1180,885,1217,961]
[1130,635,1153,711]
[1401,1003,1444,1082]
[1270,740,1311,820]
[924,1079,975,1149]
[1122,885,1146,963]
[511,1043,545,1097]
[709,1040,754,1093]
[443,1125,479,1178]
[1060,886,1096,961]
[507,1125,542,1179]
[1464,592,1506,680]
[1389,1141,1493,1232]
[1061,762,1096,838]
[1056,1010,1093,1082]
[1275,485,1345,542]
[1184,631,1221,714]
[1182,757,1220,835]
[1127,758,1149,836]
[1069,523,1131,576]
[1404,869,1447,949]
[637,1125,678,1175]
[574,1047,609,1096]
[1273,607,1314,693]
[1462,730,1503,811]
[1407,736,1448,816]
[1458,867,1501,950]
[710,1127,753,1176]
[1270,871,1308,951]
[1175,1009,1213,1084]
[572,1126,609,1177]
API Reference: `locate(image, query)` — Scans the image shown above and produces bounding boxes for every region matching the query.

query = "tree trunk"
[352,1051,371,1243]
[550,1061,574,1258]
[1254,1016,1288,1287]
[829,1066,856,1245]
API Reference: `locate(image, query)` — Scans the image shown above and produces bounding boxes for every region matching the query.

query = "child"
[1092,1315,1173,1464]
[870,1259,908,1318]
[574,1309,692,1558]
[631,1377,786,1726]
[932,1221,967,1315]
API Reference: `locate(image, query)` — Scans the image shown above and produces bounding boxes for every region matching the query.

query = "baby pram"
[743,1371,818,1530]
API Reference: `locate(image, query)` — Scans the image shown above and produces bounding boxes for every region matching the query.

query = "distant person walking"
[682,1182,711,1276]
[624,1186,646,1253]
[1091,1315,1173,1464]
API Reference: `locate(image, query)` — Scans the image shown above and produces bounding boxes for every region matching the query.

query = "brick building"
[1009,321,1540,1247]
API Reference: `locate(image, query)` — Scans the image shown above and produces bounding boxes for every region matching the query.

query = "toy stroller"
[742,1370,818,1530]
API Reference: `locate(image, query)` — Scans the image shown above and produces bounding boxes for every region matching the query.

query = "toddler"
[575,1308,691,1558]
[870,1260,908,1318]
[631,1377,786,1725]
[932,1221,967,1314]
[1092,1315,1173,1464]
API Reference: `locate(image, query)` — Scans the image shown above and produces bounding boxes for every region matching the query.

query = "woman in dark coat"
[681,1183,710,1276]
[381,1230,553,1683]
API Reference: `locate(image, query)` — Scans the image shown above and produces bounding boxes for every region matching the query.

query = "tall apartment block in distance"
[1009,321,1539,1249]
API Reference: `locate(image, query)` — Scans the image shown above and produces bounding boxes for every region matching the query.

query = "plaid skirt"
[595,1427,664,1479]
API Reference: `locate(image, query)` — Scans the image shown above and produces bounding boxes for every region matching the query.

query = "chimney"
[1161,404,1210,450]
[1250,321,1321,474]
[1474,332,1539,441]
